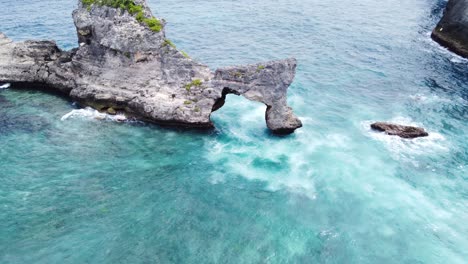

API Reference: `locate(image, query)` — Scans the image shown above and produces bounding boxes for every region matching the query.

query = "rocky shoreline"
[432,0,468,58]
[0,0,302,134]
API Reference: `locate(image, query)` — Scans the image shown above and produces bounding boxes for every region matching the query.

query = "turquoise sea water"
[0,0,467,263]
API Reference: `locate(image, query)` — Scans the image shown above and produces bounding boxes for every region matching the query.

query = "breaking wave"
[0,83,11,89]
[61,107,127,122]
[423,31,468,64]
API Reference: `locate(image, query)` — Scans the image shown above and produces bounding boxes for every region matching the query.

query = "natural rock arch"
[0,0,302,134]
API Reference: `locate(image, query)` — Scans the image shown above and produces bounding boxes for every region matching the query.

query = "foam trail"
[205,135,319,200]
[0,83,11,89]
[61,107,127,122]
[409,94,449,104]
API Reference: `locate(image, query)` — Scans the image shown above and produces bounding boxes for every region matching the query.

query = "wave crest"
[61,107,127,122]
[0,83,11,89]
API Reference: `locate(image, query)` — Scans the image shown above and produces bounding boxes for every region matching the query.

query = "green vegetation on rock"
[81,0,163,32]
[159,40,190,58]
[136,11,145,22]
[128,3,142,14]
[181,51,190,59]
[163,39,176,48]
[143,18,162,32]
[107,107,117,115]
[184,79,203,92]
[234,71,243,78]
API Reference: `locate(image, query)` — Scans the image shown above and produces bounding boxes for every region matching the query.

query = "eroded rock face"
[213,59,302,134]
[0,33,73,93]
[431,0,468,58]
[0,0,302,134]
[371,122,429,139]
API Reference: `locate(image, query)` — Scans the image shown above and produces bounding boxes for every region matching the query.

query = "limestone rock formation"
[371,122,429,139]
[0,0,302,134]
[431,0,468,58]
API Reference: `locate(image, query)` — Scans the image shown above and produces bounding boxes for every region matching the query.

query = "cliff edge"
[431,0,468,58]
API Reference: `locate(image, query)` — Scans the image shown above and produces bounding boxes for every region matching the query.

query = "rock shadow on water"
[0,112,50,135]
[0,94,12,107]
[424,78,467,99]
[429,0,450,21]
[422,78,468,121]
[130,120,218,137]
[0,89,58,136]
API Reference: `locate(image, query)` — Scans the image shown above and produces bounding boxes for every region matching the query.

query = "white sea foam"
[207,98,357,200]
[409,94,451,104]
[450,57,466,63]
[361,117,448,159]
[0,83,11,89]
[206,135,319,200]
[61,107,127,122]
[410,93,466,107]
[206,132,370,200]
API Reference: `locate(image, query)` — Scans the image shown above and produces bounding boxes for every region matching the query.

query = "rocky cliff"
[432,0,468,58]
[0,0,302,134]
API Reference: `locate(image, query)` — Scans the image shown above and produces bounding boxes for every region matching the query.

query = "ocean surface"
[0,0,467,263]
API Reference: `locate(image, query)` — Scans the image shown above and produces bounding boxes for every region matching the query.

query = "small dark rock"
[371,122,429,139]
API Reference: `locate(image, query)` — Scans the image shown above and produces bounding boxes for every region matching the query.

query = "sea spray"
[423,31,468,63]
[0,83,10,89]
[61,107,127,122]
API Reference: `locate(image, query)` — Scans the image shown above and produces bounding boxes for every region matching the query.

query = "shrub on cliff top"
[82,0,95,6]
[143,18,162,32]
[128,4,143,15]
[81,0,163,32]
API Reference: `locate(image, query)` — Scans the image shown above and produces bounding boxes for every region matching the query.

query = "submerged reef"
[0,0,302,134]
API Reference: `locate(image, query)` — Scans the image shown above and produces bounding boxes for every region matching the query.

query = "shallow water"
[1,0,467,263]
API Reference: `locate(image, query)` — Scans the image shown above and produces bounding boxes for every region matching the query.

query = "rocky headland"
[0,0,302,134]
[432,0,468,58]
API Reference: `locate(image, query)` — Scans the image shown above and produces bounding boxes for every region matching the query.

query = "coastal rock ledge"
[0,0,302,134]
[431,0,468,58]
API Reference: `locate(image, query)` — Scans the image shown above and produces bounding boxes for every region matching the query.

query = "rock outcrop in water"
[431,0,468,58]
[0,0,302,134]
[371,122,429,139]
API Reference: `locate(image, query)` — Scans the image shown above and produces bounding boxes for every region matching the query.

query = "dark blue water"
[0,0,467,263]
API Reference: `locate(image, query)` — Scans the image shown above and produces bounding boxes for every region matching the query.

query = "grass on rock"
[163,39,177,48]
[184,79,203,92]
[81,0,163,32]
